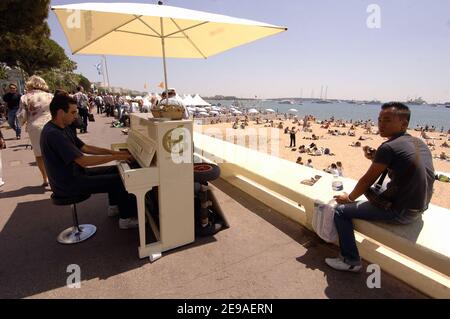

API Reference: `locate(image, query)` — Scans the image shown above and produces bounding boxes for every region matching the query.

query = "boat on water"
[278,100,295,105]
[406,97,427,105]
[313,99,332,104]
[365,100,382,105]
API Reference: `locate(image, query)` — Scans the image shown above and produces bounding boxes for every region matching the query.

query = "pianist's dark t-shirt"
[41,121,85,197]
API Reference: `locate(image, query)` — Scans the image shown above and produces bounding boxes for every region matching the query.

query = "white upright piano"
[112,113,195,261]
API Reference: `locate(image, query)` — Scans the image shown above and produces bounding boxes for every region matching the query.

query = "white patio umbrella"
[209,110,219,115]
[248,108,259,114]
[265,108,276,113]
[288,108,298,113]
[52,2,287,94]
[233,110,243,115]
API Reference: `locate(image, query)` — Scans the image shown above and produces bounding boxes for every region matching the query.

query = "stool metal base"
[57,224,97,244]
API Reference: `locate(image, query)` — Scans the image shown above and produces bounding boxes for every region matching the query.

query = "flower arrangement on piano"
[151,98,185,120]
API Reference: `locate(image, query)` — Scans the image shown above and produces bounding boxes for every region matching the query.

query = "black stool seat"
[194,163,220,184]
[51,193,91,206]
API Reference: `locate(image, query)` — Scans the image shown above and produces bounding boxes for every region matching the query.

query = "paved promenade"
[0,115,425,298]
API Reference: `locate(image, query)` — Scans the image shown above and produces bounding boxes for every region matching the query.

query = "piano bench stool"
[51,193,97,245]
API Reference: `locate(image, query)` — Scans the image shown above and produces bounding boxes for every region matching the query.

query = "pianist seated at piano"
[40,92,140,229]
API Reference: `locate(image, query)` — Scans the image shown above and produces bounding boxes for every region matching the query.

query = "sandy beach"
[195,118,450,209]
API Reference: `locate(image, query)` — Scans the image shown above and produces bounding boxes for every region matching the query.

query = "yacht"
[278,100,295,105]
[406,97,426,105]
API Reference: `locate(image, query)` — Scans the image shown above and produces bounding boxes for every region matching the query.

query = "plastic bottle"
[332,173,344,191]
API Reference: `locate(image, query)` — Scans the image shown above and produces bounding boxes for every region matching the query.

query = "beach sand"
[195,119,450,209]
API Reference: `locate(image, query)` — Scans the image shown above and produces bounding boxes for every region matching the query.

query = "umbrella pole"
[160,17,169,101]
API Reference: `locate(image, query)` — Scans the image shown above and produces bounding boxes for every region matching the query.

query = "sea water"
[209,100,450,131]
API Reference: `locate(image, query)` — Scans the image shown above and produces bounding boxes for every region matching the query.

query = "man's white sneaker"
[119,217,139,230]
[325,257,362,273]
[107,205,120,217]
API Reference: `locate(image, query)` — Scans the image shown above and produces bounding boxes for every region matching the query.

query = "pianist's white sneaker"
[325,257,362,273]
[119,217,139,230]
[107,205,120,217]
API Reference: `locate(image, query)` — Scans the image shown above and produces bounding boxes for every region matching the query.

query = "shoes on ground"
[107,205,120,217]
[196,222,222,237]
[119,217,139,229]
[325,257,362,273]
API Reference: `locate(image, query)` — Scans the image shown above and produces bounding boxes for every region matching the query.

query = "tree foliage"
[0,0,92,93]
[0,0,51,35]
[38,69,91,94]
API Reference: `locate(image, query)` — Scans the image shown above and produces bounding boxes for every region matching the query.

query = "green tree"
[0,0,51,35]
[0,0,92,93]
[0,0,68,75]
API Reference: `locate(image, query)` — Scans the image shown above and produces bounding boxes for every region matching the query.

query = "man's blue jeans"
[334,201,398,265]
[7,109,21,137]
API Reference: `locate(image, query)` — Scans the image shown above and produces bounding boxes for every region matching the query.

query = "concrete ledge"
[194,132,450,298]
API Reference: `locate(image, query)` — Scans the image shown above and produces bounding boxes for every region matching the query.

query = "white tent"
[191,94,211,107]
[183,94,195,106]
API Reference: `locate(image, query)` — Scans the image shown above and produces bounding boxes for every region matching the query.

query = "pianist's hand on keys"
[112,151,135,164]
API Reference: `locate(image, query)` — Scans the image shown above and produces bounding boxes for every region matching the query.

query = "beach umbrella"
[233,110,243,115]
[199,111,209,117]
[248,108,259,114]
[209,110,219,115]
[52,2,287,96]
[288,108,298,113]
[187,106,197,112]
[265,108,276,113]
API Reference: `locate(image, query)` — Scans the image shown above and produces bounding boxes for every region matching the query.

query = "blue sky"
[48,0,450,102]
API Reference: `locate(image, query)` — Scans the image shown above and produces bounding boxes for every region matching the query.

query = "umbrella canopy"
[265,108,276,113]
[233,110,243,115]
[209,110,219,115]
[52,2,287,90]
[288,108,298,112]
[248,108,259,114]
